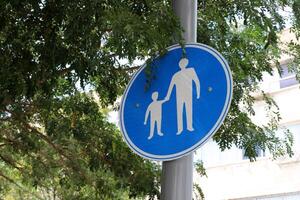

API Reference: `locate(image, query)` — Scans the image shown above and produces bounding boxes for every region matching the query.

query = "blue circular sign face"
[120,43,232,161]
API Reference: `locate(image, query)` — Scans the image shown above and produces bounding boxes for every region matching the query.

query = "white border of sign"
[119,43,233,161]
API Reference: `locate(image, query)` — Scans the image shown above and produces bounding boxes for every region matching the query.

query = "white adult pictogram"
[165,58,200,135]
[144,92,167,140]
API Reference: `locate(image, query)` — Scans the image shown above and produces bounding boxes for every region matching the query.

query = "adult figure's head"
[152,92,158,100]
[179,58,189,69]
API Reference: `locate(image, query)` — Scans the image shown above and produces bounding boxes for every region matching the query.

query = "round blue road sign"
[120,43,233,161]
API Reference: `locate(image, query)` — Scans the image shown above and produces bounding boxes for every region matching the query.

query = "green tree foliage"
[0,0,178,198]
[197,0,299,160]
[0,0,299,199]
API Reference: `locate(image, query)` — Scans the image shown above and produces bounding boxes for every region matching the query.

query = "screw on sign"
[120,43,233,161]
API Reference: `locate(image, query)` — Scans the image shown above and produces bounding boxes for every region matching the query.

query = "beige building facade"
[195,29,300,200]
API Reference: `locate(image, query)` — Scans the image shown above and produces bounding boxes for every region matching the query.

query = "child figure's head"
[151,92,158,100]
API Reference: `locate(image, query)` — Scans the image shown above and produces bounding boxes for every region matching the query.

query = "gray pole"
[161,0,197,200]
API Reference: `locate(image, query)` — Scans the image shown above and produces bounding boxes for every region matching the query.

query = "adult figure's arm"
[191,69,200,99]
[165,76,176,101]
[144,106,150,125]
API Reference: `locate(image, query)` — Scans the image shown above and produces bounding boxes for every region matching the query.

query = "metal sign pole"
[161,0,197,200]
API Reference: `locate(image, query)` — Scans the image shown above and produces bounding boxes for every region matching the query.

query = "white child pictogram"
[144,92,167,140]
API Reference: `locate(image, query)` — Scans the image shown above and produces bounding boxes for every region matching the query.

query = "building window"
[279,64,298,88]
[242,146,265,160]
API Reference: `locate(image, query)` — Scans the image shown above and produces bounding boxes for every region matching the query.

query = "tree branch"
[3,109,89,181]
[117,65,141,72]
[0,153,24,172]
[20,121,89,182]
[0,170,44,200]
